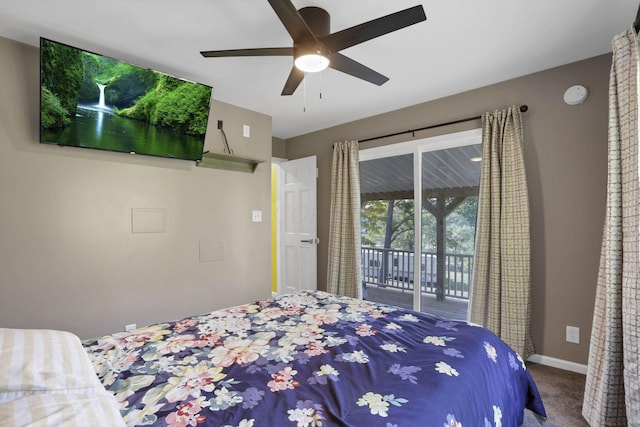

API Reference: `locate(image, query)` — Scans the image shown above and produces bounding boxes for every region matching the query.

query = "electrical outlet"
[566,326,580,344]
[125,323,137,332]
[217,120,223,130]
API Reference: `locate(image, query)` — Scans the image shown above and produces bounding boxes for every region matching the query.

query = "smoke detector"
[563,85,588,105]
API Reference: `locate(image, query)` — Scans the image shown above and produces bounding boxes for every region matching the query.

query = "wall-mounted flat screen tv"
[39,37,213,161]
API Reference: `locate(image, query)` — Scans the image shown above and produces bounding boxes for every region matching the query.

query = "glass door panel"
[360,153,415,310]
[420,144,481,320]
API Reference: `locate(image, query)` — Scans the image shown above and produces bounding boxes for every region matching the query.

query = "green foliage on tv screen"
[118,74,212,136]
[40,87,71,129]
[78,53,100,102]
[40,39,84,125]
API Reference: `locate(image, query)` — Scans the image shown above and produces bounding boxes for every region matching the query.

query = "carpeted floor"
[523,362,589,427]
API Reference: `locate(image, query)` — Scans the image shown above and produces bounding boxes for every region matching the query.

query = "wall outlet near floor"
[125,323,137,332]
[566,325,580,344]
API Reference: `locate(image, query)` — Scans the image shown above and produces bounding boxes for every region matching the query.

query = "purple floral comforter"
[83,291,546,427]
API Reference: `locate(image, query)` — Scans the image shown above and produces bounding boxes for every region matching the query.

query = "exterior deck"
[364,284,469,321]
[361,247,472,320]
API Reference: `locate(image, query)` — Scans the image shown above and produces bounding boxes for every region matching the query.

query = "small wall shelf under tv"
[196,152,265,173]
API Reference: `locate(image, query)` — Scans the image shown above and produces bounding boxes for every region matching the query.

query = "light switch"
[252,210,262,222]
[243,124,250,138]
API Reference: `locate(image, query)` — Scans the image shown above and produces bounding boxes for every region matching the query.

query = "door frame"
[271,158,286,297]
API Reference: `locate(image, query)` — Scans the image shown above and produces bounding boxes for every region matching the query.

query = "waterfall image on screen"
[39,38,213,161]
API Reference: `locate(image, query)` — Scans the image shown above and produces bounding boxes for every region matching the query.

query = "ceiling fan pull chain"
[303,73,307,112]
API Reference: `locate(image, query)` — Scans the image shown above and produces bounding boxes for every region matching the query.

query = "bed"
[81,290,546,427]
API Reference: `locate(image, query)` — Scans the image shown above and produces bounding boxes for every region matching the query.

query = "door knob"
[300,238,320,244]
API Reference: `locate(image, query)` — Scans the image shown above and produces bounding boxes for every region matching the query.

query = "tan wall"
[272,136,287,159]
[0,37,273,339]
[285,54,610,365]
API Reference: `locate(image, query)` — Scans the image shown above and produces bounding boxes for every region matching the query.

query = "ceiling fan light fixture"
[294,53,329,73]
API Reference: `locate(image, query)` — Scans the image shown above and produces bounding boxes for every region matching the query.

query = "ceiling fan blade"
[281,67,305,96]
[267,0,316,44]
[329,53,389,86]
[201,47,293,57]
[320,5,426,52]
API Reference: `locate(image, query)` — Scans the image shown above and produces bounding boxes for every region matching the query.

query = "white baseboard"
[527,354,587,375]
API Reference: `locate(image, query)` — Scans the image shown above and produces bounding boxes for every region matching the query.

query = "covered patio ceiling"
[359,144,483,201]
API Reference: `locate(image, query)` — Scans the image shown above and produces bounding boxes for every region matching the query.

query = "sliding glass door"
[360,130,481,319]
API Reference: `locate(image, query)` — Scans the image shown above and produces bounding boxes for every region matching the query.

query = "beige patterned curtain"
[327,141,363,298]
[583,29,639,427]
[469,106,534,359]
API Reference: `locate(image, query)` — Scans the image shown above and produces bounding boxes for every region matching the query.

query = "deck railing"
[361,246,473,300]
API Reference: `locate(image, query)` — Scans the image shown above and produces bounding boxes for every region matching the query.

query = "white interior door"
[279,155,318,294]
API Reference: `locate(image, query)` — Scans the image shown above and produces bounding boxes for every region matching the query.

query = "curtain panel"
[583,28,640,427]
[327,140,363,298]
[469,105,535,359]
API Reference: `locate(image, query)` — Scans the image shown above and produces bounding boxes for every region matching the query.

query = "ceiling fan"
[200,0,426,96]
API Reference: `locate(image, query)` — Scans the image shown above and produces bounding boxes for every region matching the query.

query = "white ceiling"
[0,1,637,139]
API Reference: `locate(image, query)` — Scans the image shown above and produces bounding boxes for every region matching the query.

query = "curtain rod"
[358,104,528,144]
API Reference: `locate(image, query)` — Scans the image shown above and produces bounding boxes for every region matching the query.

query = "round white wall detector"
[563,85,588,105]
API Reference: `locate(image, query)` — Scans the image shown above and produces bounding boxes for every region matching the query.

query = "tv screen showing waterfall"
[39,38,213,161]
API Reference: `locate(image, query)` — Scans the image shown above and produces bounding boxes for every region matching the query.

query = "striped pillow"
[0,328,104,401]
[0,393,126,427]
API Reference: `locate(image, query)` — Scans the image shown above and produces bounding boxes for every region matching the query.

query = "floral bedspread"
[83,291,546,427]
